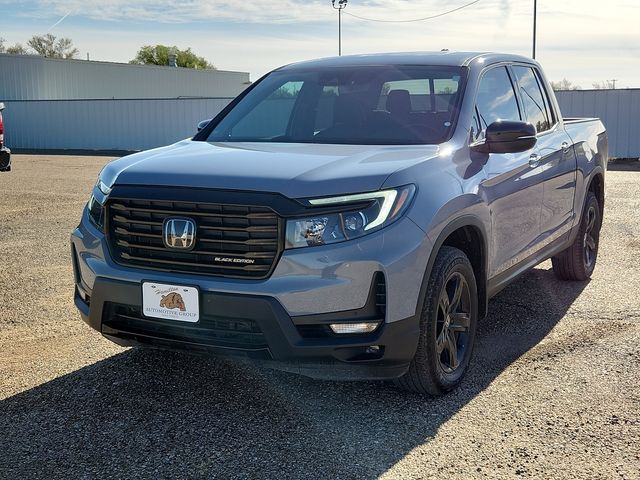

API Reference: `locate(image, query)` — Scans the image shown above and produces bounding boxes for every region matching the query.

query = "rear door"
[511,65,577,241]
[473,65,544,278]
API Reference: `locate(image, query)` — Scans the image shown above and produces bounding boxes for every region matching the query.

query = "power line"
[343,0,481,23]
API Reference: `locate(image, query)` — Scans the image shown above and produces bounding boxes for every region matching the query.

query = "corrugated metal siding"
[0,54,250,100]
[3,98,232,151]
[555,89,640,158]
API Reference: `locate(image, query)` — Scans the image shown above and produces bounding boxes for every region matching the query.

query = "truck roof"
[279,51,537,70]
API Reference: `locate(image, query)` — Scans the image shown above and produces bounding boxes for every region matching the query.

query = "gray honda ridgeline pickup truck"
[72,52,607,395]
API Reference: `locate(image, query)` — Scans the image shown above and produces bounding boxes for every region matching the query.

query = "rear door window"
[511,66,552,133]
[378,79,431,111]
[433,78,460,112]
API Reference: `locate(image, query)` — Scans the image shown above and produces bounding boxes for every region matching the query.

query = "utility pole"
[332,0,348,56]
[532,0,537,59]
[609,79,617,89]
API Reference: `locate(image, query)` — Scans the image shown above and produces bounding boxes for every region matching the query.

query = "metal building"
[0,54,250,100]
[5,97,233,151]
[555,88,640,159]
[0,54,249,152]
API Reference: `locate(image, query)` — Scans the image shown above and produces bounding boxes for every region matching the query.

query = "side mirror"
[0,102,4,112]
[471,120,537,154]
[197,119,212,132]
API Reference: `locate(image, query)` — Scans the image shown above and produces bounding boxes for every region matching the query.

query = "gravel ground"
[0,155,638,479]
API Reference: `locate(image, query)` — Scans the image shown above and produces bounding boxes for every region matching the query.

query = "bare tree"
[592,80,615,90]
[0,37,31,55]
[550,78,581,91]
[7,44,29,55]
[27,33,79,59]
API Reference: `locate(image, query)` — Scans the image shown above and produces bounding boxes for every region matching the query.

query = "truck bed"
[563,117,600,124]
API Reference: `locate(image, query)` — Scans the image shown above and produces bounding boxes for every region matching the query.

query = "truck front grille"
[107,198,281,278]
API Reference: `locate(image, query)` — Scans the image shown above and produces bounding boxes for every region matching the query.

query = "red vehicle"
[0,102,11,172]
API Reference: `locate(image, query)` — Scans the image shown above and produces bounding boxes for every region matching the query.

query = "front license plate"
[142,282,200,323]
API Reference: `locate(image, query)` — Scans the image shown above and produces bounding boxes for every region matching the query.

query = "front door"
[472,65,544,278]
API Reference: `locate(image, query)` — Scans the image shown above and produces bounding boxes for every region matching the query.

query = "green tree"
[129,45,215,69]
[27,33,79,59]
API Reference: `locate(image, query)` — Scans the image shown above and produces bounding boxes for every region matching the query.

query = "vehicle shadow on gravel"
[0,266,587,479]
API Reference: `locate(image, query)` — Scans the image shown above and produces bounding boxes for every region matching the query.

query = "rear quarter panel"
[564,119,608,222]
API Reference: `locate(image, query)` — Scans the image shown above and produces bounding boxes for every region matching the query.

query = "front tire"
[552,191,601,281]
[395,246,478,395]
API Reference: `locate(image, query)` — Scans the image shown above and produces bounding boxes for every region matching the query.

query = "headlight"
[96,179,112,196]
[87,171,113,230]
[87,194,105,230]
[285,185,415,249]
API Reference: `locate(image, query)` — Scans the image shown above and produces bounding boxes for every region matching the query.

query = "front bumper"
[71,203,432,380]
[75,277,419,380]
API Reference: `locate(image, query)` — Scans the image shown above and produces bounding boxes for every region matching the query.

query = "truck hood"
[102,140,441,198]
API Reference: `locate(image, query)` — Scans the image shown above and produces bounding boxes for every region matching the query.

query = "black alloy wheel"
[436,272,472,374]
[552,191,601,281]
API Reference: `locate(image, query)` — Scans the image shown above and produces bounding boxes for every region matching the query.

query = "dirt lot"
[0,155,638,479]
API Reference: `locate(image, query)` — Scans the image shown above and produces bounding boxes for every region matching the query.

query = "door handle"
[529,153,540,167]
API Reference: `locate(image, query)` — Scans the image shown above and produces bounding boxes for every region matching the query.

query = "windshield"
[204,65,467,145]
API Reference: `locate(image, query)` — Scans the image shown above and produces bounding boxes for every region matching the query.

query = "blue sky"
[1,0,639,87]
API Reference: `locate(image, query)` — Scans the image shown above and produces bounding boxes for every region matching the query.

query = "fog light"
[329,322,380,334]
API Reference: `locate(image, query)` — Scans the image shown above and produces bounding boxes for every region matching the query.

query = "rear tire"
[394,246,478,395]
[552,191,601,281]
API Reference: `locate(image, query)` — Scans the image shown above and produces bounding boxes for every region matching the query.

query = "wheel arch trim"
[570,166,605,245]
[416,215,489,320]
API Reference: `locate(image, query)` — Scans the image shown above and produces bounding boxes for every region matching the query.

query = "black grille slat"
[108,196,281,278]
[120,253,273,271]
[113,215,163,226]
[103,303,268,350]
[111,203,277,220]
[199,237,278,246]
[113,312,264,337]
[116,240,276,259]
[198,225,278,233]
[114,227,162,239]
